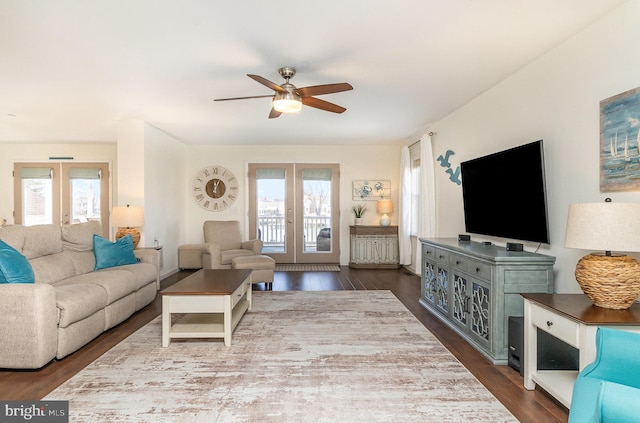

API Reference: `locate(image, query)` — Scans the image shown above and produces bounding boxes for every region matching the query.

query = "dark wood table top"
[160,269,252,296]
[522,293,640,325]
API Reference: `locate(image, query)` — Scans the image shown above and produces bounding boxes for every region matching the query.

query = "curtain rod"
[408,132,437,148]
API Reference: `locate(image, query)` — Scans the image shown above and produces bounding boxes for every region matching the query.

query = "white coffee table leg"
[224,295,232,346]
[162,296,171,347]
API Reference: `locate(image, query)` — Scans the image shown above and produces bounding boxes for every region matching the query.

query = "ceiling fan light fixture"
[273,91,302,113]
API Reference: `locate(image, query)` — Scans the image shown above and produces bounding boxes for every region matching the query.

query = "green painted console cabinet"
[419,238,555,364]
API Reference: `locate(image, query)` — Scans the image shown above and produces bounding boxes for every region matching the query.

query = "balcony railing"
[258,215,330,252]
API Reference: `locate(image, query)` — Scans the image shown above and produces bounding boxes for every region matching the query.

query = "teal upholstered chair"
[568,328,640,423]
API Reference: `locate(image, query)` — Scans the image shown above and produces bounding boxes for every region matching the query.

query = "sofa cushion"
[30,253,76,284]
[55,283,108,328]
[23,224,63,260]
[62,221,102,252]
[0,225,27,252]
[66,250,96,276]
[115,262,158,290]
[56,270,136,304]
[220,249,255,265]
[0,240,34,284]
[93,235,137,270]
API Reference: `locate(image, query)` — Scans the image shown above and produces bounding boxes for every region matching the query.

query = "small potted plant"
[352,203,367,225]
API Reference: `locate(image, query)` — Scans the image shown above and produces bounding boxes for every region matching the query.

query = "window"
[14,162,110,235]
[17,166,56,226]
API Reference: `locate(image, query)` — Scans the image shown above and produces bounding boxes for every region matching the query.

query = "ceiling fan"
[214,67,353,119]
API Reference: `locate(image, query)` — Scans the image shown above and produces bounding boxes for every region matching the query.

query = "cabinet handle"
[546,321,553,327]
[475,267,481,273]
[456,260,461,265]
[439,255,445,259]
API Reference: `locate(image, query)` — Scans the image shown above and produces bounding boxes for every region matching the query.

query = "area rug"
[45,291,517,422]
[275,264,340,271]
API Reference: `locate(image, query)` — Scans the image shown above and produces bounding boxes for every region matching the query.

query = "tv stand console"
[419,238,555,364]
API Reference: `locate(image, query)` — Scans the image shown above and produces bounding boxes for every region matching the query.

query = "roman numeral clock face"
[192,165,238,212]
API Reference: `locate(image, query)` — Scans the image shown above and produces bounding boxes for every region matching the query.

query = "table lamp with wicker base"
[574,253,640,309]
[565,199,640,310]
[115,227,141,249]
[112,205,144,249]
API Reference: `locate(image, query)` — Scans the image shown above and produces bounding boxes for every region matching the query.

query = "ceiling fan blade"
[247,74,287,93]
[269,108,282,119]
[297,83,353,97]
[214,94,274,102]
[302,97,347,114]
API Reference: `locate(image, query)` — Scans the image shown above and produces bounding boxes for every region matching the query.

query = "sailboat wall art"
[600,86,640,192]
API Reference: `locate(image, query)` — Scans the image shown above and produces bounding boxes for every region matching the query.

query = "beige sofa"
[0,221,158,369]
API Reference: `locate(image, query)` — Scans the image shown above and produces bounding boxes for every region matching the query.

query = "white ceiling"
[0,0,628,145]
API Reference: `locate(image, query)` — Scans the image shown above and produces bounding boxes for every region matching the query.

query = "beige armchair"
[201,220,262,269]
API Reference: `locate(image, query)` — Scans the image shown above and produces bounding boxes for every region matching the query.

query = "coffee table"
[160,269,252,347]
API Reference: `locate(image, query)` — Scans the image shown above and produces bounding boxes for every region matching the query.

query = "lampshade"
[565,200,640,309]
[273,91,302,113]
[112,205,144,228]
[377,199,393,214]
[377,199,393,227]
[565,202,640,253]
[112,205,144,249]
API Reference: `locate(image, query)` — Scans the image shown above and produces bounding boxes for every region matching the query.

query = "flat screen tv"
[460,140,550,244]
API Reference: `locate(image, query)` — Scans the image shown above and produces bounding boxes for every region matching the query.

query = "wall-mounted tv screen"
[460,140,550,244]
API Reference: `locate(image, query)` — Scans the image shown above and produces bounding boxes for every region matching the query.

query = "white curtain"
[415,133,436,275]
[398,146,412,265]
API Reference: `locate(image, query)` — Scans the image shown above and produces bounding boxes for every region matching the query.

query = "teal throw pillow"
[93,234,138,270]
[0,239,35,284]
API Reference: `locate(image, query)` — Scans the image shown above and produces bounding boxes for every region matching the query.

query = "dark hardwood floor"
[0,267,569,422]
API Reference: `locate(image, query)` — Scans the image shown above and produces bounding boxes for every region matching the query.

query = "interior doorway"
[248,163,340,264]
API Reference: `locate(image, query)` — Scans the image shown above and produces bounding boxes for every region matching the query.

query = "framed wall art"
[600,86,640,192]
[352,180,390,200]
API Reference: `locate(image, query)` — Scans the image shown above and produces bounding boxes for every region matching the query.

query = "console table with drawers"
[419,238,555,364]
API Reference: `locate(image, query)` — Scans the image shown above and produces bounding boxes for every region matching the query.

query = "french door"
[13,162,110,236]
[248,163,340,264]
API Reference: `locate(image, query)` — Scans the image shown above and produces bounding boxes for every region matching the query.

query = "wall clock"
[192,165,238,211]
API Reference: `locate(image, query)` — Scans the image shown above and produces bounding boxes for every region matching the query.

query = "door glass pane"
[302,168,332,253]
[22,178,53,225]
[70,175,102,224]
[256,168,286,253]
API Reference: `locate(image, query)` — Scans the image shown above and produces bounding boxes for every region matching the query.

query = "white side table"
[522,293,640,408]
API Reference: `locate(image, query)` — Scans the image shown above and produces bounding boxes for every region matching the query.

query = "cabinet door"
[451,271,469,329]
[422,259,437,304]
[435,267,449,314]
[469,278,491,346]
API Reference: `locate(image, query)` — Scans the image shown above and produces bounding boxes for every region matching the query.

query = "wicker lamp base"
[115,227,141,249]
[575,253,640,309]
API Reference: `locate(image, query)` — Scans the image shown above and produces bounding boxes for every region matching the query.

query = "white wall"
[116,120,145,212]
[143,124,186,276]
[116,120,186,277]
[0,143,117,225]
[183,144,401,265]
[427,0,640,293]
